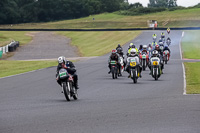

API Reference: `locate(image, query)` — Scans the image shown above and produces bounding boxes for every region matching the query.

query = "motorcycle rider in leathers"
[126,48,142,78]
[56,56,79,89]
[108,49,122,76]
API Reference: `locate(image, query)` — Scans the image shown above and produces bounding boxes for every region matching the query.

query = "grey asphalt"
[9,32,79,60]
[1,31,200,133]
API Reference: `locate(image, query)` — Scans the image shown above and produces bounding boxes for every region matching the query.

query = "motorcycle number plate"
[59,72,67,78]
[153,61,158,66]
[110,61,116,64]
[130,62,136,67]
[142,55,146,58]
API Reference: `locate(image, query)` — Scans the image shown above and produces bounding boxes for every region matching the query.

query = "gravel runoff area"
[9,32,79,60]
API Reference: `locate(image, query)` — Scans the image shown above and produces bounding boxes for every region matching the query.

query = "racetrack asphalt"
[1,31,200,133]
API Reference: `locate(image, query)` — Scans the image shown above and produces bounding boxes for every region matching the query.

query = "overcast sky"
[128,0,200,7]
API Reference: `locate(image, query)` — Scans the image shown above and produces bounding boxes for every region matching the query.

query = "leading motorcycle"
[129,58,140,83]
[58,68,78,101]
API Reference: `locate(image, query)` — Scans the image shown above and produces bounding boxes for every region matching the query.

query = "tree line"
[0,0,183,24]
[0,0,126,24]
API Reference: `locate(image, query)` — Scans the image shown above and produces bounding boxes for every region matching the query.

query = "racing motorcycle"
[150,57,162,80]
[110,60,118,79]
[58,68,78,101]
[163,50,170,64]
[153,36,156,42]
[166,39,171,46]
[129,58,139,83]
[139,52,149,71]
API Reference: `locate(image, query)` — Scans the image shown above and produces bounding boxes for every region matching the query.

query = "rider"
[141,45,148,54]
[128,43,138,55]
[155,45,164,73]
[56,56,79,89]
[128,43,133,50]
[116,47,124,58]
[152,41,157,48]
[138,45,143,51]
[108,49,121,76]
[167,37,171,44]
[126,48,142,78]
[116,44,123,51]
[167,27,170,34]
[161,32,165,38]
[152,33,157,39]
[149,50,163,74]
[163,45,171,60]
[158,38,162,43]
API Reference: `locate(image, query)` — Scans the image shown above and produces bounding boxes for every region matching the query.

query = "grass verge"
[0,31,33,47]
[0,60,57,78]
[182,31,200,59]
[182,30,200,94]
[57,31,141,56]
[184,62,200,94]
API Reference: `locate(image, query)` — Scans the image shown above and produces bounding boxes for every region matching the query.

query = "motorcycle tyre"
[63,82,70,101]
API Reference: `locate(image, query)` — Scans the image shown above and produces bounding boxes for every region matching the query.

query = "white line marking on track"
[179,31,187,95]
[0,68,47,80]
[182,63,187,95]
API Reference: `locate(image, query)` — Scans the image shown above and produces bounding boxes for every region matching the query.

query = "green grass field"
[182,31,200,59]
[0,31,33,47]
[0,8,200,29]
[182,30,200,94]
[57,31,141,56]
[0,60,57,78]
[184,62,200,94]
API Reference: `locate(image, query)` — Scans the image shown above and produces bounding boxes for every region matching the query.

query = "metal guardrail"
[0,27,200,31]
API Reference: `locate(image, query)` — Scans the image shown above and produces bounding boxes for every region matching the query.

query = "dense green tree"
[0,0,131,24]
[148,0,177,8]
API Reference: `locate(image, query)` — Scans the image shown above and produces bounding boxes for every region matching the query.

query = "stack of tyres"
[8,44,15,52]
[8,42,18,52]
[16,41,20,47]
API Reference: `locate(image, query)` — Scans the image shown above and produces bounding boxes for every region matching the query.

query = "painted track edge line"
[0,68,48,80]
[179,31,187,95]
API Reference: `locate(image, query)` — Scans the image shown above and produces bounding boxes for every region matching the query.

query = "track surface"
[1,31,200,133]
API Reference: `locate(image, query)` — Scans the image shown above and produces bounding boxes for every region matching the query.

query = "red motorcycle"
[163,50,170,64]
[139,51,149,71]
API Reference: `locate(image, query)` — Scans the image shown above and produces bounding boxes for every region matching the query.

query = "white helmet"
[152,50,158,57]
[143,45,147,50]
[129,43,133,47]
[58,56,66,64]
[130,48,136,56]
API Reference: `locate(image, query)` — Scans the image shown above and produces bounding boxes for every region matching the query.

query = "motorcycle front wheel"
[63,82,70,101]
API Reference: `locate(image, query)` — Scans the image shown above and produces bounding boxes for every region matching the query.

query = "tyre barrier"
[0,41,19,58]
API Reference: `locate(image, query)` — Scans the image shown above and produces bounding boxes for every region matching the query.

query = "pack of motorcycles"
[58,33,171,101]
[109,35,171,83]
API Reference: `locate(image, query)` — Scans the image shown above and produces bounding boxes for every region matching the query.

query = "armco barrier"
[0,27,200,31]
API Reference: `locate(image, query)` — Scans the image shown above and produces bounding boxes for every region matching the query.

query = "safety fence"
[0,41,19,58]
